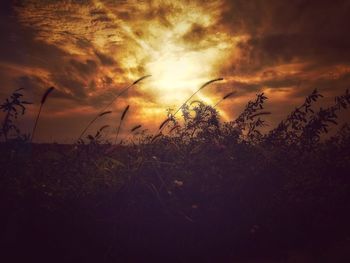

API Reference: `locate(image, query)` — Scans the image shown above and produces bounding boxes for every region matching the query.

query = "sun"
[114,2,234,107]
[139,30,232,107]
[145,44,214,105]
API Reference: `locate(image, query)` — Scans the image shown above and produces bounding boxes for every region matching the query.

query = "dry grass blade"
[151,132,163,143]
[199,78,224,90]
[190,100,202,105]
[133,75,151,85]
[98,125,110,132]
[115,105,130,144]
[78,110,112,140]
[99,111,112,117]
[178,78,223,116]
[177,78,223,115]
[177,77,223,113]
[131,125,142,132]
[41,86,55,104]
[78,75,150,140]
[223,91,236,100]
[95,125,109,138]
[169,125,180,133]
[31,86,55,142]
[214,91,237,107]
[159,118,171,130]
[121,105,130,120]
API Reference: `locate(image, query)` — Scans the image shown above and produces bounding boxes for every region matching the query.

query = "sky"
[0,0,350,143]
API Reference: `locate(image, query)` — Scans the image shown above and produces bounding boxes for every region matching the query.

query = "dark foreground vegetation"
[1,85,350,262]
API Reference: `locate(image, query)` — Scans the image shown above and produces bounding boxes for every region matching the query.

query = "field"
[1,86,350,262]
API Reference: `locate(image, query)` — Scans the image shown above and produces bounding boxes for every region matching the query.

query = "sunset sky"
[1,0,350,142]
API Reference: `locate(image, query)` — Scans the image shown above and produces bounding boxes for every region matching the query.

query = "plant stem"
[31,103,43,143]
[115,121,122,144]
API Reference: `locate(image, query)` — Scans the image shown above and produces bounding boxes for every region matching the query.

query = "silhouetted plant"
[159,78,223,132]
[31,86,55,142]
[115,105,130,144]
[230,92,269,143]
[300,89,350,149]
[0,88,32,141]
[266,89,323,146]
[214,90,236,107]
[78,75,150,140]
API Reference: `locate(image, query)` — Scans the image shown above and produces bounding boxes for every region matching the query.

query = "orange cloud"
[0,0,348,142]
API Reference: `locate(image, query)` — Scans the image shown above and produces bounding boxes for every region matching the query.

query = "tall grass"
[31,87,54,143]
[130,124,142,132]
[78,110,112,142]
[214,91,236,107]
[78,75,151,140]
[115,105,129,144]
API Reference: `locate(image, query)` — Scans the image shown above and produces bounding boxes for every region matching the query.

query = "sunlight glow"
[17,0,235,116]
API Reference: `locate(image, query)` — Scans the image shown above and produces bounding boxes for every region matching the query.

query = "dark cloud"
[91,16,112,23]
[0,4,114,104]
[0,13,62,68]
[89,9,108,16]
[69,59,97,77]
[236,33,350,70]
[88,80,96,92]
[15,75,46,91]
[0,16,88,102]
[220,0,350,74]
[143,6,172,27]
[94,50,116,66]
[118,11,130,20]
[50,72,87,99]
[75,38,93,49]
[182,24,206,43]
[221,0,350,35]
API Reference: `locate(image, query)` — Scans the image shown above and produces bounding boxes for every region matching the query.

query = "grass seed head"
[41,86,55,104]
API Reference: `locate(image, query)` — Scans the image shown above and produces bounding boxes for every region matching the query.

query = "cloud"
[0,0,349,142]
[15,75,47,92]
[69,59,98,77]
[94,50,116,66]
[220,0,350,68]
